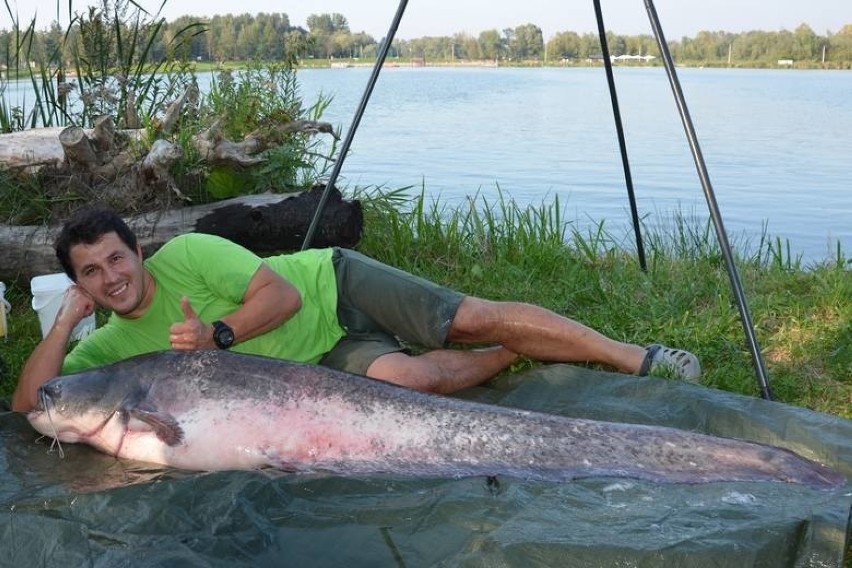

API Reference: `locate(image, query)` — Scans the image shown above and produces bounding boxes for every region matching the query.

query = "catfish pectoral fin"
[128,407,185,446]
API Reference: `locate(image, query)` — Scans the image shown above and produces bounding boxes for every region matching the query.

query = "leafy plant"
[199,62,338,192]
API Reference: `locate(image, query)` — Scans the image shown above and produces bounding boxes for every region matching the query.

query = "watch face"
[214,321,235,349]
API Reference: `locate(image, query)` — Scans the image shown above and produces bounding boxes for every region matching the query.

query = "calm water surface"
[4,66,850,263]
[294,66,851,264]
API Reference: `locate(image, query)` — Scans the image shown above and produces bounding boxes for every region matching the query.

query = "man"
[12,206,700,412]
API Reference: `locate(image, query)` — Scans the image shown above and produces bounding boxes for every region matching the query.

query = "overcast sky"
[4,0,849,39]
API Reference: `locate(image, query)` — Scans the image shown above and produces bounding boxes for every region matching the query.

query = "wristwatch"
[212,320,235,349]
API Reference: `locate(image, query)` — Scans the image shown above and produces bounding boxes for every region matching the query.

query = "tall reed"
[2,0,203,130]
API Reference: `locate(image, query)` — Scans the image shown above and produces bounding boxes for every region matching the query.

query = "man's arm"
[12,286,95,412]
[169,263,302,350]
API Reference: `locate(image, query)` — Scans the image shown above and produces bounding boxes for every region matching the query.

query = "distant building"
[777,59,794,66]
[611,54,657,63]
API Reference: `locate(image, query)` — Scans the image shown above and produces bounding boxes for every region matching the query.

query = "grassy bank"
[351,188,851,418]
[0,189,849,419]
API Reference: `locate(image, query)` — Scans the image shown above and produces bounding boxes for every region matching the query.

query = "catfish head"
[27,363,184,456]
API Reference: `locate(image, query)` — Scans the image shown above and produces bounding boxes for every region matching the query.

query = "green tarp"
[1,365,850,567]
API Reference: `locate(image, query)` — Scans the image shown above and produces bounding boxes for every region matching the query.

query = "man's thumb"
[181,296,197,320]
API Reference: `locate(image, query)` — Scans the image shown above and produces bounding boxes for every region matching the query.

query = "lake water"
[292,66,851,265]
[4,66,850,263]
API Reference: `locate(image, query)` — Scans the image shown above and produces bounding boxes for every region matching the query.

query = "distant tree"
[306,13,348,34]
[215,17,236,60]
[331,13,349,33]
[548,31,582,60]
[349,31,375,59]
[828,25,852,63]
[604,31,626,57]
[236,19,261,59]
[255,14,280,60]
[501,28,515,58]
[44,22,66,65]
[509,24,543,59]
[624,34,658,57]
[577,33,601,59]
[478,29,503,60]
[773,30,796,59]
[283,28,311,61]
[792,23,818,60]
[306,14,333,34]
[306,13,350,58]
[458,33,481,60]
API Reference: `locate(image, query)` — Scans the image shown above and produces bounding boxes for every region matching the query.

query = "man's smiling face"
[69,231,153,318]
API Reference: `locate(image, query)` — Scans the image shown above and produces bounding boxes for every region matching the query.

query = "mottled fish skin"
[27,351,845,489]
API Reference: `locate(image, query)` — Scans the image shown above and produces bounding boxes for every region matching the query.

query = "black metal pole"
[301,0,409,250]
[642,0,773,400]
[593,0,647,271]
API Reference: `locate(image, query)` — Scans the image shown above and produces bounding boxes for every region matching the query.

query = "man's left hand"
[169,296,214,350]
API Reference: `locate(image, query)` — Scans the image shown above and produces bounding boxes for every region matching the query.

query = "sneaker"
[639,344,701,382]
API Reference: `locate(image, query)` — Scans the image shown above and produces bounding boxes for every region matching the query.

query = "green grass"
[351,186,851,418]
[1,187,850,421]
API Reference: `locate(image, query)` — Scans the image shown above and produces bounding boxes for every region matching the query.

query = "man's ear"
[136,243,144,259]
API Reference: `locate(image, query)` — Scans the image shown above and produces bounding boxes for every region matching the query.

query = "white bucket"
[31,273,96,341]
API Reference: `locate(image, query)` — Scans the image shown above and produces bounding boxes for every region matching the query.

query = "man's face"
[69,232,151,318]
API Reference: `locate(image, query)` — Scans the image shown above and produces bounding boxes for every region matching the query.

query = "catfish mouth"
[26,387,52,422]
[28,386,123,451]
[27,387,67,456]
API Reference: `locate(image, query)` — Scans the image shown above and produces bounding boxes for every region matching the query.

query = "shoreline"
[300,57,851,72]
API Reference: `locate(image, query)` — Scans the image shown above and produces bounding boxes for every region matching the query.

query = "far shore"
[273,57,852,72]
[4,58,843,83]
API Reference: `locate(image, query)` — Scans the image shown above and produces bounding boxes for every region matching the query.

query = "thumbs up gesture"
[169,296,212,350]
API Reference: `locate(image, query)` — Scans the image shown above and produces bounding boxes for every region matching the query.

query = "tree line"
[2,8,852,69]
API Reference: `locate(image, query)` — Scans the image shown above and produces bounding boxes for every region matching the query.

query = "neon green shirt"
[61,233,345,374]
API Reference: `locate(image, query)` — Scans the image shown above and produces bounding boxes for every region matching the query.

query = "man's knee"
[448,296,505,342]
[365,352,444,393]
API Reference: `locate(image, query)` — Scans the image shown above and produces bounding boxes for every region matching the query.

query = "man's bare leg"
[448,297,647,374]
[365,297,700,394]
[366,346,518,394]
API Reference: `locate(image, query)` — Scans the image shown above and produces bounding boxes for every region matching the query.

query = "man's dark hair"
[55,206,138,281]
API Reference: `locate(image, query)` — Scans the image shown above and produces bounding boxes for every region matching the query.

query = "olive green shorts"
[318,248,465,376]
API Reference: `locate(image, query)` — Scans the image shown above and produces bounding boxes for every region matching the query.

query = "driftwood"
[0,186,363,285]
[0,82,337,205]
[0,122,337,173]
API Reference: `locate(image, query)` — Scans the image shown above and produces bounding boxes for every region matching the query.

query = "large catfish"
[27,350,844,488]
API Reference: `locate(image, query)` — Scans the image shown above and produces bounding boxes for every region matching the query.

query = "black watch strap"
[212,320,235,349]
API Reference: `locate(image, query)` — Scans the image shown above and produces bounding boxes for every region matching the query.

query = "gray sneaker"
[639,344,701,382]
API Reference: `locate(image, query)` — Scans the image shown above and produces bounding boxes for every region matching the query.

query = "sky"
[3,0,849,39]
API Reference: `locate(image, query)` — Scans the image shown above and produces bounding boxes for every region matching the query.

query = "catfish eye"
[40,381,63,402]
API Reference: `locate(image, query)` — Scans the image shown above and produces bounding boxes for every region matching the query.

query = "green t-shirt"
[61,233,345,374]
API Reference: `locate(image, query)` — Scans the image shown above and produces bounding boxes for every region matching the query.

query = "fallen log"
[0,186,363,285]
[0,117,336,173]
[0,127,142,171]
